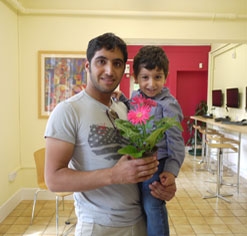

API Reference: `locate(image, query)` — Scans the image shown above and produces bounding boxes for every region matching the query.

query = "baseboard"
[0,188,73,223]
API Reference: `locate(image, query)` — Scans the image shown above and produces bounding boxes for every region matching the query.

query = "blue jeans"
[138,159,169,236]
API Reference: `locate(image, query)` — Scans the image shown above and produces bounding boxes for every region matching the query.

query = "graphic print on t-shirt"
[88,124,128,160]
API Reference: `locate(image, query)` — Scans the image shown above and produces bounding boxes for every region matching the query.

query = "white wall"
[209,44,247,119]
[208,43,247,178]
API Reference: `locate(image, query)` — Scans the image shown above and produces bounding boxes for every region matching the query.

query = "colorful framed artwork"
[38,51,87,118]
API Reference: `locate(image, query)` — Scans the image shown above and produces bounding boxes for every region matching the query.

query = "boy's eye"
[141,75,149,80]
[155,73,165,80]
[155,75,162,80]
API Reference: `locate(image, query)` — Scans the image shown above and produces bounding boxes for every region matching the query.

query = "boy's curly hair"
[133,46,169,78]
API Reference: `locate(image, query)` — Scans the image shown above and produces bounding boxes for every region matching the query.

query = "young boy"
[120,46,185,236]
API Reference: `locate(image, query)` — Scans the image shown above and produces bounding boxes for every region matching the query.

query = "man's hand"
[149,171,177,201]
[111,155,159,184]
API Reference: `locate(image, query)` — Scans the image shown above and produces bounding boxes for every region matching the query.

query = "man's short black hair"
[86,33,128,63]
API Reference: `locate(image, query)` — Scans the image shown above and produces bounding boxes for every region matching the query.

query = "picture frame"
[38,51,87,118]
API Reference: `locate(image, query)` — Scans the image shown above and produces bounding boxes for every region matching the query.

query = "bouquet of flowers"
[115,95,183,158]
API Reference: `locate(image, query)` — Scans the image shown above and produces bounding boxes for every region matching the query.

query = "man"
[45,32,176,236]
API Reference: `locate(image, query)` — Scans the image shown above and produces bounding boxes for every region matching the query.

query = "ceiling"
[6,0,247,17]
[4,0,247,45]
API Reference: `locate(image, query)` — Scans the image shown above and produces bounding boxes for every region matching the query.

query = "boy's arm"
[161,100,185,177]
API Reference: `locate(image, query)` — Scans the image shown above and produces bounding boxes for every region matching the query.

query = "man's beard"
[88,65,119,94]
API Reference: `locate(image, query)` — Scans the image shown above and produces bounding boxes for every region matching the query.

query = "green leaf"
[145,127,164,148]
[155,117,183,131]
[118,145,145,158]
[146,117,183,148]
[115,119,140,140]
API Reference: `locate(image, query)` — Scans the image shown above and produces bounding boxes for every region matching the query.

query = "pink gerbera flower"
[114,94,181,158]
[128,105,151,125]
[131,95,157,108]
[143,98,157,108]
[131,95,145,106]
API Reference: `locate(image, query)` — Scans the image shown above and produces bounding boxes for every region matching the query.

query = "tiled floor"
[0,153,247,236]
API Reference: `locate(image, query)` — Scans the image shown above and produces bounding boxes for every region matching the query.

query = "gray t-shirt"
[45,90,143,227]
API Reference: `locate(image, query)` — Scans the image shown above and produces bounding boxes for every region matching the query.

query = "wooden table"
[190,116,247,134]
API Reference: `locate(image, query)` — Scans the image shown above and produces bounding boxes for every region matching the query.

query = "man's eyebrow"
[95,55,107,60]
[114,58,124,63]
[95,56,124,64]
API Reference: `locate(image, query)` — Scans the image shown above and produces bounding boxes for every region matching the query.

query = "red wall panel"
[121,45,210,98]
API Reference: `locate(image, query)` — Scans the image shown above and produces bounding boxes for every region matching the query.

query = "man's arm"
[45,137,159,192]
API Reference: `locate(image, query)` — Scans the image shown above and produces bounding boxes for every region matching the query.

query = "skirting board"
[0,188,73,223]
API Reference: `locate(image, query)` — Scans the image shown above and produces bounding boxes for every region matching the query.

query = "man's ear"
[133,74,138,84]
[85,61,90,71]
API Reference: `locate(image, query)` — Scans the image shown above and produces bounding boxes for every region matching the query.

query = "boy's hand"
[159,171,176,186]
[111,90,123,101]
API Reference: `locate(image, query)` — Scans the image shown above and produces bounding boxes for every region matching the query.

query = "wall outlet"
[8,171,17,182]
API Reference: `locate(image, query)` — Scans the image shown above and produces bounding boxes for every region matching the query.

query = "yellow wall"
[0,0,247,207]
[0,2,21,205]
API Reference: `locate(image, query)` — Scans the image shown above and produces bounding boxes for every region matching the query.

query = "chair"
[203,134,239,202]
[192,124,202,161]
[31,148,73,235]
[197,126,224,172]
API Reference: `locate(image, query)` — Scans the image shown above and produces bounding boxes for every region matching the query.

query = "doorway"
[176,71,208,144]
